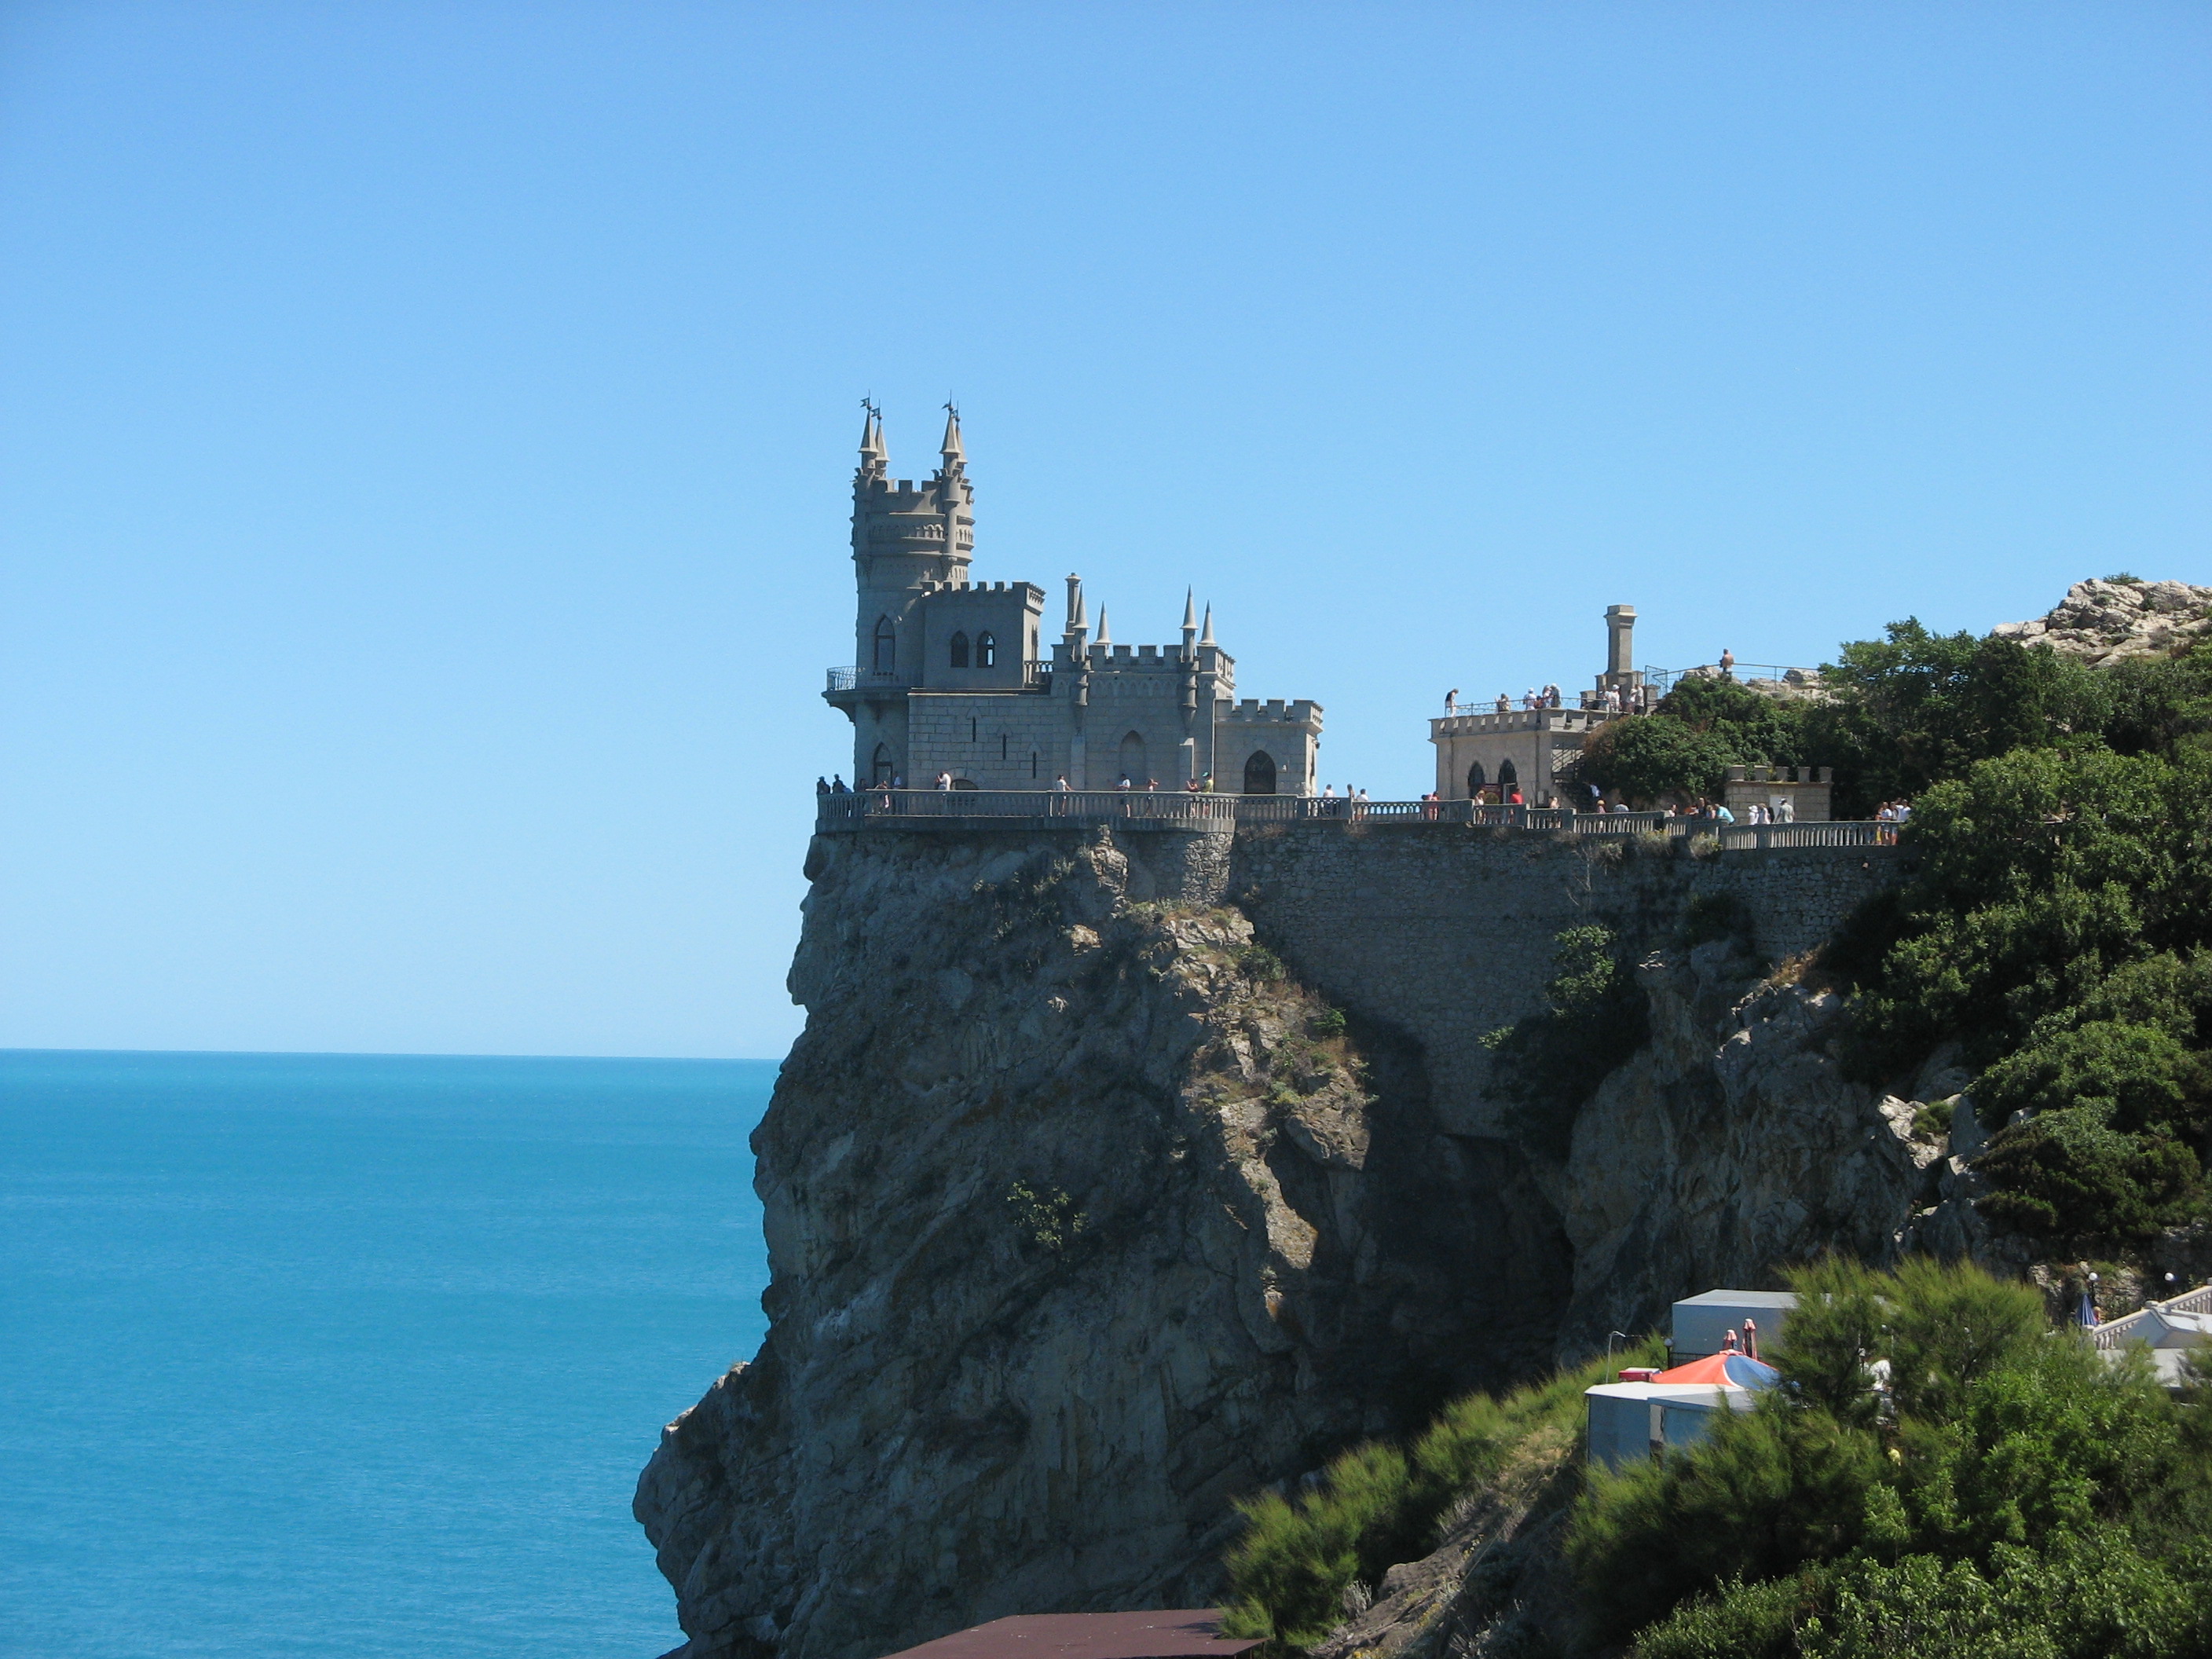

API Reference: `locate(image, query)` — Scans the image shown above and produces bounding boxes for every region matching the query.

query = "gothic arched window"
[1118,731,1147,784]
[1467,761,1486,797]
[871,743,895,786]
[1497,757,1519,793]
[949,632,969,668]
[976,631,996,668]
[1243,751,1276,796]
[872,616,896,673]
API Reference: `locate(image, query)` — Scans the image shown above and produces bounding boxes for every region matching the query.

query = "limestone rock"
[1990,577,2212,667]
[635,828,1567,1659]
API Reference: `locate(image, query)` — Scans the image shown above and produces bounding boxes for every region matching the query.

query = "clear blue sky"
[3,3,2206,1059]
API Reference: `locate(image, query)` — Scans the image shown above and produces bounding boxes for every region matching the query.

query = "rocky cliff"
[635,824,1950,1659]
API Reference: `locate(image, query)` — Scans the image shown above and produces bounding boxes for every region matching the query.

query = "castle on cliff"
[823,405,1322,793]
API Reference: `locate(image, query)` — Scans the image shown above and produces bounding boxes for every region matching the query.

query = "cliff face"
[636,827,1569,1659]
[637,824,1942,1659]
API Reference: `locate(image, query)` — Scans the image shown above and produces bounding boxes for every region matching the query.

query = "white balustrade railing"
[2093,1283,2212,1350]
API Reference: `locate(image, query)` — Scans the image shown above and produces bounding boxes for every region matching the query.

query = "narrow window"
[1242,751,1276,796]
[872,617,896,673]
[976,631,996,668]
[949,632,969,668]
[1001,733,1009,761]
[1031,751,1038,778]
[872,743,895,785]
[969,716,978,743]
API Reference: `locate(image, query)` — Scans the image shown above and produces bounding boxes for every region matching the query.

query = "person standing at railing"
[831,774,848,793]
[816,776,830,796]
[1445,687,1459,713]
[935,771,953,791]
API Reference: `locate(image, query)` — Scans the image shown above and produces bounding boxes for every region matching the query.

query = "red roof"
[877,1611,1265,1659]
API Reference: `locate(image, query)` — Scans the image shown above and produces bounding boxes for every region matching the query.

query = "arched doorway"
[1117,731,1147,783]
[1243,750,1276,795]
[1497,757,1519,798]
[872,617,896,673]
[1466,760,1485,797]
[871,743,895,786]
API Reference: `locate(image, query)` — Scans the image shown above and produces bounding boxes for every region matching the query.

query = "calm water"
[0,1049,775,1658]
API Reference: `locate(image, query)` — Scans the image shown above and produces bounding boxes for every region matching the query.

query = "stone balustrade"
[814,789,1893,849]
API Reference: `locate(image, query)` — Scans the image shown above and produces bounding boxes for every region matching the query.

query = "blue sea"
[0,1049,775,1659]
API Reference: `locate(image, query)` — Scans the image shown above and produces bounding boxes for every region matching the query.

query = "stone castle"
[822,405,1321,793]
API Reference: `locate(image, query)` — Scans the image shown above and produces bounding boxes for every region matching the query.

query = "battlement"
[1221,697,1323,728]
[922,580,1045,599]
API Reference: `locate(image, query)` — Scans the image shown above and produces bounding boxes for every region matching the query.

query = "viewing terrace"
[815,789,1892,851]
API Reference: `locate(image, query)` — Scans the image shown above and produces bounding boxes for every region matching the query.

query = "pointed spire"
[857,399,886,482]
[939,400,964,470]
[1199,603,1216,648]
[1181,588,1198,632]
[1095,605,1110,648]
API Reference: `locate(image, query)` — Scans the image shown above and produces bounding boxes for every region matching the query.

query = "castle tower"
[836,404,978,782]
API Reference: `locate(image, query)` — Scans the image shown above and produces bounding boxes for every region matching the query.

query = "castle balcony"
[824,665,910,710]
[1429,707,1617,738]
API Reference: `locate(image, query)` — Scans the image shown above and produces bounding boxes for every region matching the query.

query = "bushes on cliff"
[1567,1259,2212,1657]
[1479,925,1649,1159]
[1218,1342,1664,1650]
[1837,740,2212,1239]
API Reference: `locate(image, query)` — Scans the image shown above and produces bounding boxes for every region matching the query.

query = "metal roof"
[876,1611,1264,1659]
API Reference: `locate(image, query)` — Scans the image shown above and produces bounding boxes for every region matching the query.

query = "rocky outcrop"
[1542,943,1978,1355]
[635,829,1967,1659]
[1991,577,2212,666]
[635,827,1569,1659]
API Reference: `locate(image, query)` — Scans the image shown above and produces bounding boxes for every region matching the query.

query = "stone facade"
[1721,765,1833,822]
[823,406,1321,793]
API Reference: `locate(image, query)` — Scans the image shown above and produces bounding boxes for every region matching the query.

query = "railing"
[824,665,906,692]
[1643,664,1819,696]
[817,789,1240,825]
[815,790,1891,845]
[2093,1283,2212,1350]
[827,664,1056,692]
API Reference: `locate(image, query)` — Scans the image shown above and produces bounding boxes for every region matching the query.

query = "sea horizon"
[2,1046,776,1657]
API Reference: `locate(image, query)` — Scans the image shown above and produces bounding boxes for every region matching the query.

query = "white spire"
[1199,603,1216,648]
[1095,605,1110,647]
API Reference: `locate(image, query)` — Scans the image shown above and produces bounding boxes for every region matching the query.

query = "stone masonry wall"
[1225,822,1906,1137]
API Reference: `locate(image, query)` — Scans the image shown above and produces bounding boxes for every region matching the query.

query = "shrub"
[1480,925,1650,1159]
[1974,1107,2201,1238]
[1220,1344,1661,1648]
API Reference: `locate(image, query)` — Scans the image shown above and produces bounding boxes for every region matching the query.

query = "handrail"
[814,790,1889,844]
[2093,1283,2212,1350]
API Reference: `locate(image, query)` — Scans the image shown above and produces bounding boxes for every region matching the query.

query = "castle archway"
[1497,757,1518,797]
[871,743,895,786]
[1243,750,1276,795]
[1466,760,1485,797]
[872,617,896,673]
[1117,731,1147,784]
